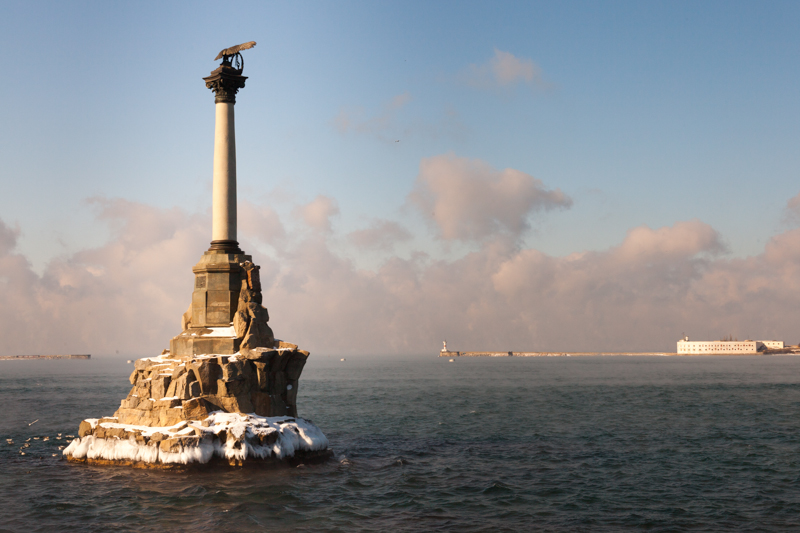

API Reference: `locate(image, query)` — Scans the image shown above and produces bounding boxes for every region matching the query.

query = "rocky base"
[63,412,330,467]
[117,342,308,427]
[63,338,328,468]
[63,247,330,468]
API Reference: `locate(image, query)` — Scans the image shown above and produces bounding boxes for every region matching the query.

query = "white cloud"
[408,154,572,241]
[2,191,800,357]
[0,199,207,357]
[295,195,340,233]
[782,191,800,225]
[239,200,286,246]
[614,219,726,264]
[463,49,548,90]
[347,220,412,251]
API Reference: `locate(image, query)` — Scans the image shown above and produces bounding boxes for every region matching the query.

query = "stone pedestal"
[170,329,240,357]
[169,250,251,356]
[190,251,251,327]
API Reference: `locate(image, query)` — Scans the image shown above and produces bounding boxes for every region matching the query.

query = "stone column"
[212,102,237,246]
[203,63,247,254]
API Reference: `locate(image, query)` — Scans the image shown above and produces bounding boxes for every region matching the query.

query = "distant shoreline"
[0,354,91,361]
[439,351,800,357]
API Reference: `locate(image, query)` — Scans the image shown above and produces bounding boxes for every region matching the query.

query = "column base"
[208,240,243,254]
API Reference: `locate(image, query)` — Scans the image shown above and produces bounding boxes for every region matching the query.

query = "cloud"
[295,195,339,233]
[615,220,726,264]
[347,220,412,251]
[788,192,800,213]
[463,49,548,90]
[239,200,286,246]
[0,200,207,357]
[782,191,800,225]
[208,212,800,353]
[408,154,572,241]
[0,219,20,256]
[492,220,724,301]
[268,217,773,355]
[3,191,800,358]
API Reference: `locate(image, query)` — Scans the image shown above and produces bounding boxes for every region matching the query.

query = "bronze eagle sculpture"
[214,41,257,61]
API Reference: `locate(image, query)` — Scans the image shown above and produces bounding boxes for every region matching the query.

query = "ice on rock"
[63,412,328,466]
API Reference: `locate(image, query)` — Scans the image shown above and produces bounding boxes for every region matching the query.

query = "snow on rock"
[64,412,329,465]
[198,326,237,338]
[66,343,324,467]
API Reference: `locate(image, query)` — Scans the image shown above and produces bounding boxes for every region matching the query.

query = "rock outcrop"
[64,259,330,468]
[119,343,307,427]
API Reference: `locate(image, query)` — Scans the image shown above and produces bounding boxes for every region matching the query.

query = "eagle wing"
[214,41,257,61]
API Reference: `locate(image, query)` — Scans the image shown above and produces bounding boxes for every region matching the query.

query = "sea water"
[2,355,800,532]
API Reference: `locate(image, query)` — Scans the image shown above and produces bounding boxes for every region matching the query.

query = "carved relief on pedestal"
[233,261,276,357]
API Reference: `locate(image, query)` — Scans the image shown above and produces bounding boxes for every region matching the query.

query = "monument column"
[204,62,247,254]
[172,58,253,348]
[170,42,260,356]
[211,102,237,247]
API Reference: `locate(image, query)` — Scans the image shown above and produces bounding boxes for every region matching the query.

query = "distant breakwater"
[436,351,778,357]
[0,355,90,361]
[440,351,673,357]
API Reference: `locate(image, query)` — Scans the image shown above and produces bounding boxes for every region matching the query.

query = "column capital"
[203,64,247,104]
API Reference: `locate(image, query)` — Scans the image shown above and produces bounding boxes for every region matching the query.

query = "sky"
[1,1,800,356]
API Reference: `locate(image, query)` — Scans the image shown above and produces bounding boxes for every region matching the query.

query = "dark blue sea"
[2,355,800,532]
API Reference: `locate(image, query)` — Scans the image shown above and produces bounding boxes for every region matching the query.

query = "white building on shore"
[760,340,786,350]
[677,337,784,354]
